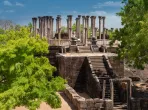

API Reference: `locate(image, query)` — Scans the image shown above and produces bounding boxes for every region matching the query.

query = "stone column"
[38,16,42,38]
[45,16,48,38]
[78,15,81,39]
[93,16,96,37]
[56,18,58,33]
[76,18,79,38]
[90,16,93,37]
[99,16,102,39]
[82,16,85,45]
[85,16,89,46]
[110,79,114,106]
[102,16,106,50]
[47,16,51,40]
[57,15,61,45]
[102,80,106,99]
[91,16,95,37]
[41,17,44,38]
[50,16,54,38]
[42,16,46,37]
[32,17,37,36]
[67,19,69,34]
[67,15,72,40]
[106,28,108,39]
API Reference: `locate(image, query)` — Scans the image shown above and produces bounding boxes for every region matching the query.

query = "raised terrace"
[31,15,148,110]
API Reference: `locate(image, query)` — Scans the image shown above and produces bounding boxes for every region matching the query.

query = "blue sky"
[0,0,123,29]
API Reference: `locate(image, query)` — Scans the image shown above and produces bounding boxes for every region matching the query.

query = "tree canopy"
[0,26,66,110]
[111,0,148,69]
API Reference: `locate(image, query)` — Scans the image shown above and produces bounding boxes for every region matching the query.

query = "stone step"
[92,64,105,68]
[90,57,103,60]
[79,50,92,53]
[89,56,102,59]
[79,46,90,48]
[92,66,106,69]
[91,62,105,65]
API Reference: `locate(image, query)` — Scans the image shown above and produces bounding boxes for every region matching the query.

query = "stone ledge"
[64,84,113,110]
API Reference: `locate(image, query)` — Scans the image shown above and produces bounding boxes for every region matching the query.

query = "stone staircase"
[88,56,127,110]
[78,46,92,53]
[89,56,108,77]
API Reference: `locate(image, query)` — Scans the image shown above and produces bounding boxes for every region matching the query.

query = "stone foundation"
[109,57,124,78]
[57,55,124,88]
[65,84,113,110]
[57,56,85,87]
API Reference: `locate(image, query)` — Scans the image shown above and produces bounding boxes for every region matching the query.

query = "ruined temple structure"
[31,15,147,110]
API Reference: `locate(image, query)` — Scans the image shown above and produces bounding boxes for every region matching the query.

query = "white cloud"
[16,10,122,30]
[87,11,122,29]
[6,10,15,13]
[93,1,122,8]
[59,10,122,29]
[89,11,107,15]
[4,0,12,6]
[16,2,24,7]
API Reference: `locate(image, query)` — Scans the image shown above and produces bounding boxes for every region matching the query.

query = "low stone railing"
[64,84,113,110]
[48,39,70,46]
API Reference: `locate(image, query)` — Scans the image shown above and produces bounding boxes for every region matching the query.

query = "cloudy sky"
[0,0,123,29]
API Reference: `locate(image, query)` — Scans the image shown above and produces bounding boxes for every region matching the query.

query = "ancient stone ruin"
[32,15,148,110]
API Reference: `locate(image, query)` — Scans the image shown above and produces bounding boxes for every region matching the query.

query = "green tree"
[28,22,33,33]
[72,23,76,32]
[61,26,67,33]
[0,27,66,110]
[0,28,5,34]
[111,0,148,69]
[15,24,21,31]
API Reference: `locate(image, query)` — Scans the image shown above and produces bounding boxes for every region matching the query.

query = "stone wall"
[130,98,148,110]
[57,56,85,87]
[108,57,124,78]
[132,88,148,98]
[65,84,113,110]
[84,58,102,98]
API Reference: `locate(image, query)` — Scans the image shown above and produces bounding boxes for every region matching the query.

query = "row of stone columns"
[32,15,106,46]
[32,16,54,39]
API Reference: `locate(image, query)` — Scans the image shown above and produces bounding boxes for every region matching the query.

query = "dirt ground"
[14,92,76,110]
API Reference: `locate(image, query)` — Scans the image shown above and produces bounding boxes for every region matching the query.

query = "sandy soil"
[14,92,76,110]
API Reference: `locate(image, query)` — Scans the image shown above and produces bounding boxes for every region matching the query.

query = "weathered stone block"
[95,103,101,108]
[86,99,94,108]
[77,98,87,109]
[94,98,100,103]
[104,99,113,110]
[72,96,80,106]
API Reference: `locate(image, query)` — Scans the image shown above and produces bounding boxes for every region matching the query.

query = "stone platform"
[58,52,117,57]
